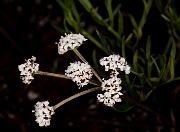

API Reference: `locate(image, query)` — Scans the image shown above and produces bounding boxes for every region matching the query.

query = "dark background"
[0,0,180,132]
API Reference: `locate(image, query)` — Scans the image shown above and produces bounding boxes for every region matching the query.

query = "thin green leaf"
[169,55,174,81]
[138,27,143,39]
[57,0,77,28]
[164,37,172,55]
[129,77,138,98]
[81,29,108,54]
[125,33,133,44]
[122,36,126,58]
[96,30,109,53]
[63,19,70,32]
[146,36,151,78]
[146,36,151,60]
[149,77,160,82]
[70,0,81,24]
[154,0,164,13]
[162,37,176,81]
[133,50,138,72]
[144,90,152,100]
[139,0,152,28]
[162,57,170,81]
[79,0,106,26]
[57,0,68,11]
[113,4,121,16]
[172,26,180,40]
[137,63,152,86]
[150,56,160,75]
[170,37,176,58]
[118,10,123,36]
[78,0,92,12]
[160,14,170,22]
[139,91,145,101]
[159,55,167,80]
[63,10,75,27]
[92,49,98,70]
[105,0,113,27]
[129,14,138,31]
[130,70,144,77]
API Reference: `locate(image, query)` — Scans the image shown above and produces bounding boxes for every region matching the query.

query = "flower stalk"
[35,71,100,86]
[53,87,101,110]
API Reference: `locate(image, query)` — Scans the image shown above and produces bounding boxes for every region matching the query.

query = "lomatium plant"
[18,0,180,131]
[18,33,131,127]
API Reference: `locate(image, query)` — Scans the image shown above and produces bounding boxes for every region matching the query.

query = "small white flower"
[32,101,55,127]
[124,65,131,74]
[55,33,87,54]
[18,56,39,84]
[110,70,119,77]
[65,61,93,88]
[101,76,122,91]
[99,54,131,74]
[97,94,105,102]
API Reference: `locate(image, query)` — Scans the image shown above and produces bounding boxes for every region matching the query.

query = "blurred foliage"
[52,0,180,112]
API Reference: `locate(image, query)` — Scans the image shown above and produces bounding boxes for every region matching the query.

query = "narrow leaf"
[164,37,172,55]
[129,77,138,98]
[118,10,123,36]
[144,90,152,100]
[125,33,133,43]
[149,77,160,82]
[70,0,81,23]
[105,0,113,27]
[169,55,174,81]
[150,56,160,75]
[140,91,145,101]
[146,36,151,78]
[129,14,138,31]
[160,14,170,22]
[133,50,138,72]
[122,36,126,58]
[96,30,109,53]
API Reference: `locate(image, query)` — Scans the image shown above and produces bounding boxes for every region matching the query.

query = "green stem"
[73,48,102,83]
[53,87,101,110]
[35,71,100,86]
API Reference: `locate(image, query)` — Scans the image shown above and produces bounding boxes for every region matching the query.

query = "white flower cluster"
[97,54,131,107]
[18,56,39,84]
[55,33,87,54]
[32,101,55,127]
[97,77,123,107]
[99,54,131,74]
[65,61,93,88]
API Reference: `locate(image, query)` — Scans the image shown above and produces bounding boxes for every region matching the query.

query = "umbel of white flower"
[97,76,123,107]
[18,56,39,84]
[99,54,131,74]
[32,101,55,127]
[65,61,93,88]
[55,33,87,54]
